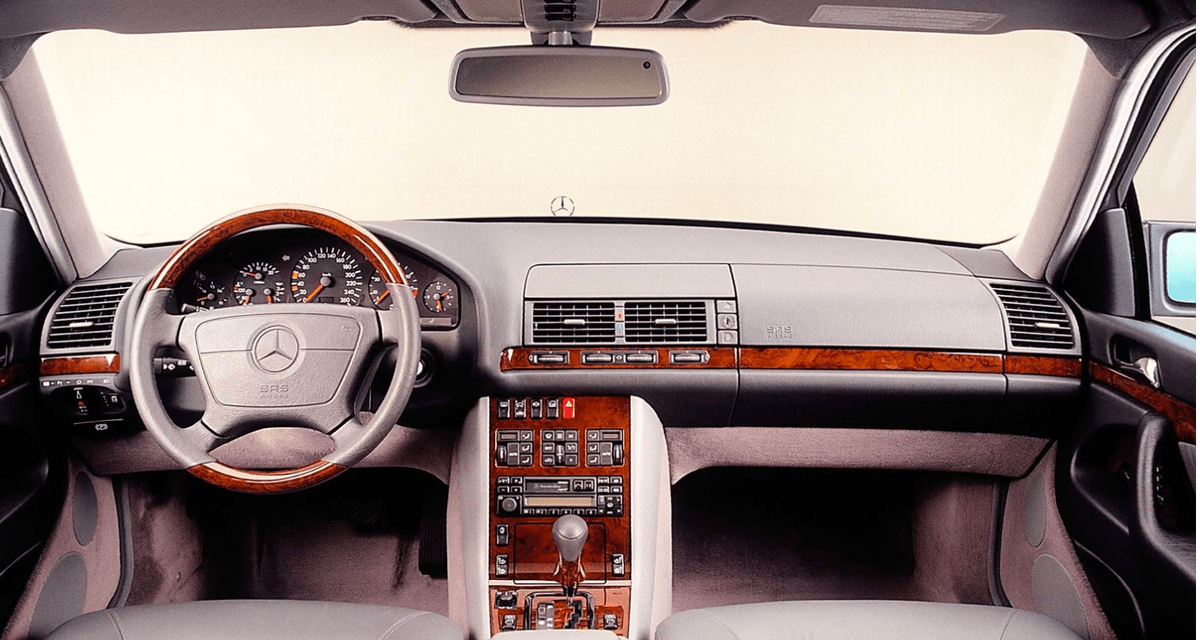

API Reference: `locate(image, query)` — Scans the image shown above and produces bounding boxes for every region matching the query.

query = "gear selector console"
[488,396,631,635]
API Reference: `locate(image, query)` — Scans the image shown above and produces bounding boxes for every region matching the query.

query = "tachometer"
[289,247,364,305]
[233,261,285,305]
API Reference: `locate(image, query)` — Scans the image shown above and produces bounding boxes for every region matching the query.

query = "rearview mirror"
[449,46,668,107]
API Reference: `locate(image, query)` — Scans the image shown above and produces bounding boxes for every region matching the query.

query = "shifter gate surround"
[130,205,420,494]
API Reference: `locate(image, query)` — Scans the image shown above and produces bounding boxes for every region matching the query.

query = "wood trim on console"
[39,354,121,376]
[1003,355,1084,378]
[489,396,633,634]
[739,347,1004,374]
[147,206,407,290]
[187,460,346,494]
[0,360,32,391]
[1089,362,1196,443]
[500,347,736,371]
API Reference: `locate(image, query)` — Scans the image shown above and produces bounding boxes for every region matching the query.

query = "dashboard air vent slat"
[46,281,133,349]
[625,301,707,343]
[531,302,616,344]
[989,283,1074,350]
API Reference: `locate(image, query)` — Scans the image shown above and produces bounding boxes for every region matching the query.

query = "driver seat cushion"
[45,600,463,640]
[655,600,1084,640]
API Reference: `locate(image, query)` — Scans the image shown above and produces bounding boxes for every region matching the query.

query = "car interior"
[0,0,1195,639]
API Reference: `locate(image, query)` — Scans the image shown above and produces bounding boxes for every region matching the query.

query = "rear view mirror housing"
[449,46,668,107]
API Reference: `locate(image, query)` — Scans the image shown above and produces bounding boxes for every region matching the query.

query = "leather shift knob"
[552,514,589,563]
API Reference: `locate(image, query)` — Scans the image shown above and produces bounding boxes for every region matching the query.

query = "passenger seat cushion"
[655,601,1083,640]
[45,600,463,640]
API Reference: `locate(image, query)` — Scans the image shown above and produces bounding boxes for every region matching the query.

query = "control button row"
[497,397,573,420]
[580,351,658,365]
[520,506,623,517]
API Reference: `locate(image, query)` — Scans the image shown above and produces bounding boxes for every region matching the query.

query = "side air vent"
[46,281,133,349]
[531,301,616,344]
[989,283,1075,350]
[625,301,708,343]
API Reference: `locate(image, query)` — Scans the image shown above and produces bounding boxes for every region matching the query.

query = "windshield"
[29,22,1087,244]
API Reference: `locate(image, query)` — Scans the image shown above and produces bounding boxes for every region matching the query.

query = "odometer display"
[289,247,364,305]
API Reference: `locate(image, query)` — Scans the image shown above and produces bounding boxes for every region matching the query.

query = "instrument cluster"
[176,229,459,328]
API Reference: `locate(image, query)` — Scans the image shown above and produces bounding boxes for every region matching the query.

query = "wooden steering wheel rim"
[147,205,408,290]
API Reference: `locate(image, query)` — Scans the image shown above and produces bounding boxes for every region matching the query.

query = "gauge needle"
[374,289,390,305]
[304,284,325,303]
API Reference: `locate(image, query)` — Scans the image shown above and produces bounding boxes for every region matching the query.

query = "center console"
[488,396,633,635]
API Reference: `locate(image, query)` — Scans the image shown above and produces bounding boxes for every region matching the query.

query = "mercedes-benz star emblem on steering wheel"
[252,326,300,372]
[550,196,575,216]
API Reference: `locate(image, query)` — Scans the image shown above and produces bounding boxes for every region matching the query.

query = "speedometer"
[289,247,364,306]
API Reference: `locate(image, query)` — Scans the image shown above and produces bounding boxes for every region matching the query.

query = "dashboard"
[37,218,1091,443]
[174,228,460,328]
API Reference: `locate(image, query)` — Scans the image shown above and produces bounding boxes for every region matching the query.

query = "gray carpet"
[671,468,993,612]
[127,469,450,616]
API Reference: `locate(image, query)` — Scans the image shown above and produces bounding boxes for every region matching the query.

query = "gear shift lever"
[552,514,588,596]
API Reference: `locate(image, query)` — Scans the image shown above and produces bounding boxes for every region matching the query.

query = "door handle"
[1124,356,1162,389]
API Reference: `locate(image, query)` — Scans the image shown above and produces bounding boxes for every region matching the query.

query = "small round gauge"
[423,281,458,314]
[290,247,364,306]
[188,271,229,310]
[233,261,285,306]
[367,266,418,310]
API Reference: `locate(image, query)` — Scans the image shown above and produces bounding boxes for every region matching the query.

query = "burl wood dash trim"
[500,347,736,371]
[147,207,406,290]
[0,360,32,391]
[1090,362,1195,444]
[187,460,346,494]
[40,354,121,376]
[1004,355,1083,378]
[739,348,1004,373]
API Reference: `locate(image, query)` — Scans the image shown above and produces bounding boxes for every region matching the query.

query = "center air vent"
[46,281,133,350]
[989,282,1075,350]
[625,301,707,343]
[531,302,616,344]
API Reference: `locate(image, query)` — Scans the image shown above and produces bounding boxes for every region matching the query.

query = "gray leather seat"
[656,601,1083,640]
[46,600,462,640]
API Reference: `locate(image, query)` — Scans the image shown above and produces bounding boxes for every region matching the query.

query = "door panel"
[0,206,59,625]
[1057,40,1195,640]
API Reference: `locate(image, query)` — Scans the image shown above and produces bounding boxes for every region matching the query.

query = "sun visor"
[684,0,1152,39]
[453,0,669,23]
[0,0,437,40]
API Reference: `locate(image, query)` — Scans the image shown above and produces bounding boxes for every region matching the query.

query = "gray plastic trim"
[733,264,1006,350]
[1047,25,1196,285]
[455,398,493,640]
[0,84,75,284]
[628,396,668,640]
[525,264,734,299]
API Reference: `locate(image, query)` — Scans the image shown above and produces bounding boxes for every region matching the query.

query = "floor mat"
[672,468,920,612]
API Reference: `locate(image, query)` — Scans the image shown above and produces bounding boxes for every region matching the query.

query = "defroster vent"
[531,301,616,344]
[46,281,133,349]
[625,301,707,343]
[989,283,1075,350]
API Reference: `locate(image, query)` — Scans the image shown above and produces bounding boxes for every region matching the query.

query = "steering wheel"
[129,206,421,493]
